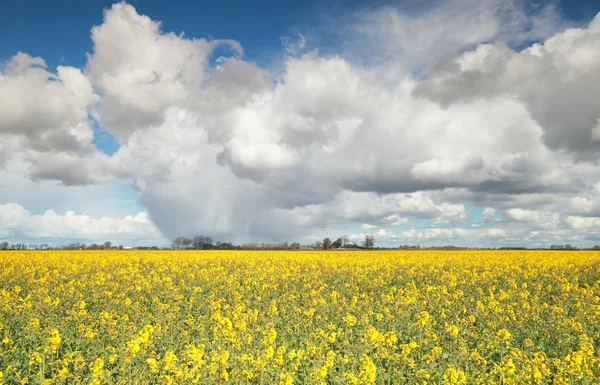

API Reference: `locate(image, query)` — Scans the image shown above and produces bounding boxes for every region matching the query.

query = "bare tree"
[341,235,349,248]
[104,241,112,250]
[323,237,332,250]
[172,237,184,249]
[363,235,375,249]
[192,235,213,249]
[192,236,205,249]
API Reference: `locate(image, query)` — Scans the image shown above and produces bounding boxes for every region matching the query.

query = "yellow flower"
[443,366,466,385]
[501,358,515,376]
[279,372,294,385]
[496,328,511,343]
[48,329,61,352]
[163,351,178,372]
[147,358,159,374]
[90,358,104,381]
[328,332,337,343]
[358,355,376,384]
[445,324,459,338]
[84,328,96,340]
[343,313,357,327]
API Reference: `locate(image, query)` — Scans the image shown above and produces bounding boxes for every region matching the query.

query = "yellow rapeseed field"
[1,250,599,384]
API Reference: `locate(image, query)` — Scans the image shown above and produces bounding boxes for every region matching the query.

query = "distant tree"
[104,241,112,250]
[192,235,212,249]
[341,235,349,248]
[182,237,192,249]
[118,245,124,250]
[65,243,81,250]
[192,236,204,249]
[172,237,184,249]
[363,235,375,249]
[290,242,300,250]
[0,242,9,250]
[323,238,332,250]
[314,241,323,249]
[88,243,99,250]
[332,238,342,249]
[282,241,289,250]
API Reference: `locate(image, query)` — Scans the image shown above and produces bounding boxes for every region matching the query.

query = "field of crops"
[1,251,599,384]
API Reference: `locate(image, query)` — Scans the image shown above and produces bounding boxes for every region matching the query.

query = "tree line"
[0,241,141,250]
[171,234,376,250]
[1,242,50,250]
[0,234,377,251]
[311,235,375,250]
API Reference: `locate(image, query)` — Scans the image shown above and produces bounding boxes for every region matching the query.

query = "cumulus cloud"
[483,207,498,221]
[2,1,600,246]
[0,53,96,141]
[566,216,600,230]
[504,208,542,222]
[415,12,600,158]
[0,203,163,243]
[86,2,254,141]
[0,52,110,184]
[361,223,380,230]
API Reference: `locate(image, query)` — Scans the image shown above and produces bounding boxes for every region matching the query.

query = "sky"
[2,0,600,248]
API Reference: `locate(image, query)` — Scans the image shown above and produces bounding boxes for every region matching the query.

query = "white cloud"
[0,53,96,140]
[416,12,600,158]
[487,228,507,238]
[569,197,595,214]
[566,216,600,230]
[0,52,104,184]
[86,2,246,141]
[361,223,379,230]
[483,207,497,221]
[380,214,410,227]
[343,0,562,79]
[504,208,542,222]
[0,203,163,243]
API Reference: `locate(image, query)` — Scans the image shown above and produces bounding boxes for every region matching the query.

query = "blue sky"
[2,0,340,69]
[2,0,600,247]
[4,0,598,69]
